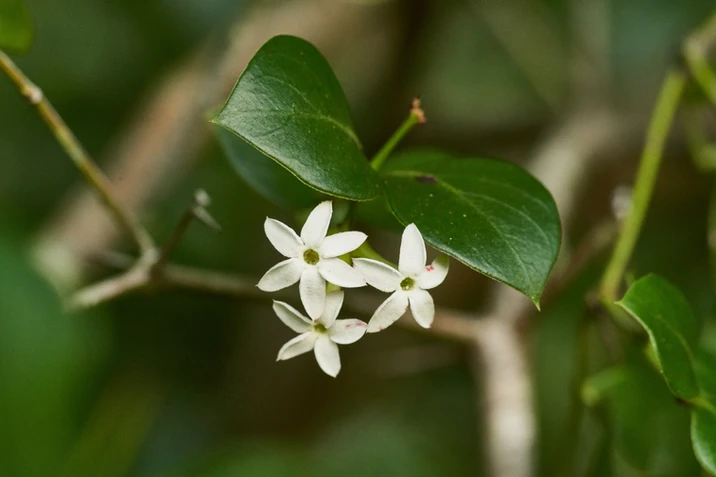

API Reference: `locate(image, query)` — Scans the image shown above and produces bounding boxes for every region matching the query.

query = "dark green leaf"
[212,35,379,201]
[0,0,33,52]
[582,355,698,475]
[214,124,323,209]
[616,274,700,399]
[381,149,561,304]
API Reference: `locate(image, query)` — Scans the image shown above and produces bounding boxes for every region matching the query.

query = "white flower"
[257,201,367,319]
[353,224,449,332]
[274,291,367,377]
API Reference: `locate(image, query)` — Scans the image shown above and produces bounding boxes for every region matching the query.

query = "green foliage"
[212,35,380,201]
[615,275,716,475]
[0,0,32,52]
[582,355,699,475]
[616,274,700,399]
[0,240,97,476]
[381,149,561,305]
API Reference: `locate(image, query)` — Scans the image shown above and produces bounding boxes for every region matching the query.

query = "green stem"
[684,13,716,105]
[600,69,687,304]
[370,106,423,171]
[0,50,154,253]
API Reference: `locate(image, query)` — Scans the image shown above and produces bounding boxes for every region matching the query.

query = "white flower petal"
[319,231,367,258]
[257,258,304,292]
[277,332,317,361]
[398,223,427,277]
[353,258,402,292]
[299,267,326,320]
[367,291,409,333]
[417,255,450,290]
[264,218,302,257]
[409,288,435,329]
[301,201,332,249]
[272,301,312,333]
[319,290,344,328]
[329,319,367,344]
[319,258,366,288]
[314,335,341,377]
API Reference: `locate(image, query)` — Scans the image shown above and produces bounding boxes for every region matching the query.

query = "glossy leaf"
[214,124,323,209]
[381,149,561,304]
[212,35,380,201]
[0,0,32,52]
[582,356,698,475]
[616,274,700,399]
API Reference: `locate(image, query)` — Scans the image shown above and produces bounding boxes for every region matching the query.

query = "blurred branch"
[472,108,622,477]
[0,51,154,254]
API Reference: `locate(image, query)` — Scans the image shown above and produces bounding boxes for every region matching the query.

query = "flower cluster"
[257,201,449,376]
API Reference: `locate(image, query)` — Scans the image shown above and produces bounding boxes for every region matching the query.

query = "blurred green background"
[1,0,716,476]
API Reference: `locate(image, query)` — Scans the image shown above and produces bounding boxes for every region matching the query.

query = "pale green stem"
[370,105,423,171]
[0,50,154,253]
[684,13,716,105]
[600,69,687,305]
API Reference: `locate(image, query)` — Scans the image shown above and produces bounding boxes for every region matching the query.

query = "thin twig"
[0,51,154,254]
[153,189,220,274]
[370,98,424,170]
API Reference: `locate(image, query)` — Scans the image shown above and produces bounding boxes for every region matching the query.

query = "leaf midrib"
[235,110,361,148]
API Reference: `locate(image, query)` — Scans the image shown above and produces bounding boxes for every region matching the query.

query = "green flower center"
[303,249,320,265]
[400,277,415,291]
[314,323,328,333]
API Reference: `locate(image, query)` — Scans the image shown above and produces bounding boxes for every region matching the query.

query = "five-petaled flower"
[353,224,449,332]
[257,201,367,319]
[274,291,367,377]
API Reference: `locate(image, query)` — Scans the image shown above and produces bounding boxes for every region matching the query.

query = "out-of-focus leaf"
[312,411,443,477]
[691,351,716,475]
[381,149,561,305]
[175,443,312,477]
[582,355,699,475]
[0,240,94,476]
[212,35,380,201]
[0,0,33,52]
[616,274,700,399]
[692,407,716,475]
[214,124,323,209]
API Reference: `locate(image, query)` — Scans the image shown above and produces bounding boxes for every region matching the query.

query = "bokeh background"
[1,0,716,476]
